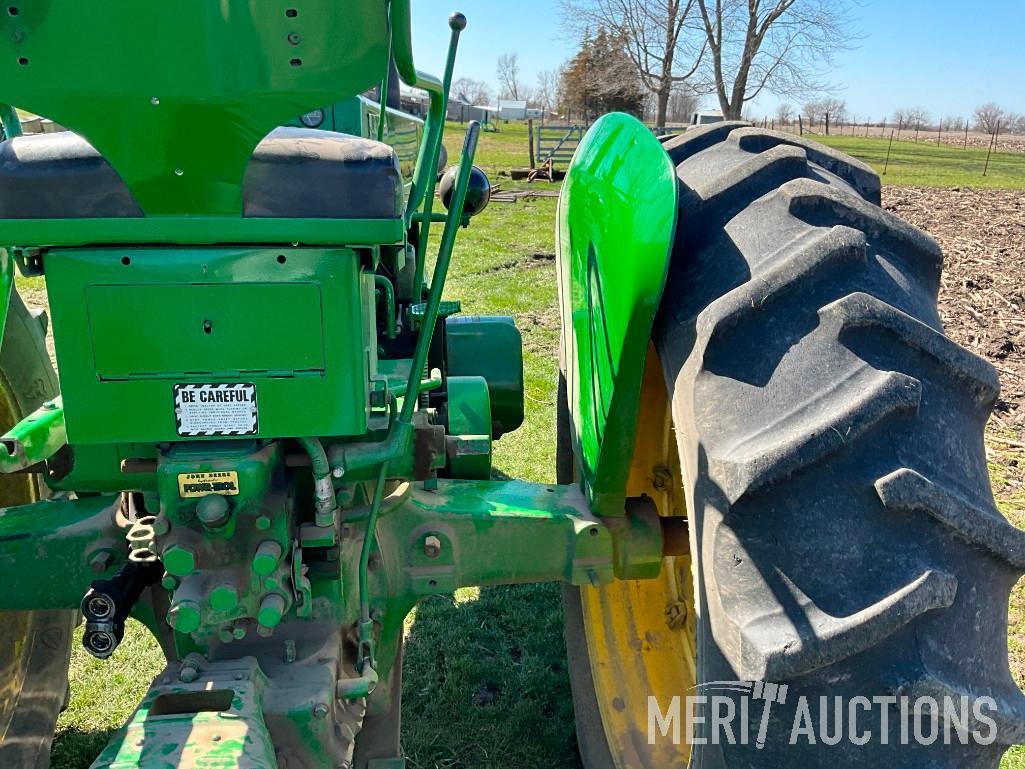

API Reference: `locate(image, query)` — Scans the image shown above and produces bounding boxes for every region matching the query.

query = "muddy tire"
[0,291,74,769]
[563,123,1023,765]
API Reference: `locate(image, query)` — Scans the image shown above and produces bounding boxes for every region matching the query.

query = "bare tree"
[940,115,964,132]
[666,84,701,123]
[559,0,706,129]
[890,108,908,137]
[819,97,847,126]
[905,106,930,139]
[802,99,822,129]
[452,77,493,107]
[776,102,795,125]
[974,102,1005,135]
[497,53,528,100]
[535,68,562,116]
[695,0,857,120]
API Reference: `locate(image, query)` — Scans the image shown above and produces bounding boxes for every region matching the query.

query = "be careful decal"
[173,383,258,437]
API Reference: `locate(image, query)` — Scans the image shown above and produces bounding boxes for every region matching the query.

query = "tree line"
[451,0,854,128]
[768,100,1025,137]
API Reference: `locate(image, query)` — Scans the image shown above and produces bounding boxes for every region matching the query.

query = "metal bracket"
[0,397,67,474]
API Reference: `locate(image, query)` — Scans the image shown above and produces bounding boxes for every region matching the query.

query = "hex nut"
[423,534,442,559]
[163,544,196,577]
[168,599,202,634]
[209,584,240,612]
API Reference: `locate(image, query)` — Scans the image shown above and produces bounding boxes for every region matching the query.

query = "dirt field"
[884,187,1025,437]
[796,125,1025,154]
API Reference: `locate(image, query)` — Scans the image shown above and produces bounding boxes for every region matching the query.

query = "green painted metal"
[44,247,370,444]
[445,316,524,437]
[352,120,482,681]
[0,248,11,342]
[0,396,66,472]
[556,112,678,517]
[0,0,393,216]
[0,6,688,767]
[0,102,20,138]
[0,494,123,610]
[0,217,404,250]
[91,659,278,769]
[444,376,492,480]
[391,479,615,589]
[155,442,293,645]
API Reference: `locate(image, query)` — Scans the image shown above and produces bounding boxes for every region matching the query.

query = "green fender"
[556,113,678,518]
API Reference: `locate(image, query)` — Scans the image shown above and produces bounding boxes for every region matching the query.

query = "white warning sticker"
[173,383,258,437]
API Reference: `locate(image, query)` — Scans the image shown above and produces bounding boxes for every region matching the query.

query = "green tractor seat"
[0,128,403,220]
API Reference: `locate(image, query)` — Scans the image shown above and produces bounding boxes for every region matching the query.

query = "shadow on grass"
[51,726,116,769]
[401,582,583,769]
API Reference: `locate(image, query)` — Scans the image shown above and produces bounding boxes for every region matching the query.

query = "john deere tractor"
[0,3,1020,768]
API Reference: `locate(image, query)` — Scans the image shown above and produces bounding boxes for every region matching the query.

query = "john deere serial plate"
[174,383,258,437]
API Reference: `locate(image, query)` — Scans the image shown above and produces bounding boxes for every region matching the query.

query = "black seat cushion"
[0,127,403,219]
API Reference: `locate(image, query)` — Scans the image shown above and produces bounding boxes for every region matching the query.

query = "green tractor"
[0,3,1019,768]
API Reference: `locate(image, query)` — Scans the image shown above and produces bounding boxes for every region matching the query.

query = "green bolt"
[257,593,287,629]
[209,583,239,612]
[163,544,196,577]
[255,515,272,531]
[253,540,283,576]
[196,494,231,528]
[167,599,202,634]
[160,573,179,591]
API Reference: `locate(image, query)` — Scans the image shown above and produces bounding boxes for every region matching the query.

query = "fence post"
[798,115,803,136]
[964,119,969,150]
[883,129,895,176]
[527,119,535,169]
[825,112,830,135]
[983,121,1000,177]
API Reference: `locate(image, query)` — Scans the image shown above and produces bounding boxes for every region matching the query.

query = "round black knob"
[440,165,491,218]
[449,12,467,31]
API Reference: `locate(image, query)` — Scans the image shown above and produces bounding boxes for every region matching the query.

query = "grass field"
[463,119,1025,190]
[29,119,1025,767]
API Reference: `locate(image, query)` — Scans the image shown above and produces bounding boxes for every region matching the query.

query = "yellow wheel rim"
[579,345,696,766]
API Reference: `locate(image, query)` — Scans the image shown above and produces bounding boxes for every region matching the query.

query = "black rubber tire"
[565,122,1024,766]
[0,291,74,769]
[662,122,1022,765]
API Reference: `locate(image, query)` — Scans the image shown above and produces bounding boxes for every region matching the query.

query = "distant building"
[400,90,429,118]
[690,110,724,126]
[447,98,490,123]
[484,100,529,121]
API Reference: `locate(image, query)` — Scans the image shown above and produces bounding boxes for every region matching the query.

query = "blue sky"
[411,0,1025,120]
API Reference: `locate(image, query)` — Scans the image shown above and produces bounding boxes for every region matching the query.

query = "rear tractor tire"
[563,123,1024,766]
[0,291,75,769]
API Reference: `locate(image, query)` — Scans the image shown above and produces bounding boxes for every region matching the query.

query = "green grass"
[445,118,1025,190]
[444,119,534,177]
[813,133,1025,189]
[36,119,1025,767]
